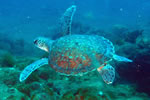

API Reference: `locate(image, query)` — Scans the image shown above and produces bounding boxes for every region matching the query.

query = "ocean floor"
[0,55,149,100]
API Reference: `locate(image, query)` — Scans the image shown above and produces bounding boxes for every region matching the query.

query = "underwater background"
[0,0,150,99]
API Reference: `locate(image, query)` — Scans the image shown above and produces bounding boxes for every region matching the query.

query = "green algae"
[0,56,149,100]
[43,85,54,96]
[1,52,16,67]
[17,84,32,97]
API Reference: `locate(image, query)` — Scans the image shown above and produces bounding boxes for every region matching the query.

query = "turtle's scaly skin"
[49,35,115,75]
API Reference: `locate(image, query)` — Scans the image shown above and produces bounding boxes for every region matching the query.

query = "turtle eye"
[34,40,38,44]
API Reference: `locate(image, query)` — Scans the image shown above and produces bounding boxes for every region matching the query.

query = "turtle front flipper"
[113,54,132,62]
[19,58,48,82]
[97,64,115,84]
[34,37,54,52]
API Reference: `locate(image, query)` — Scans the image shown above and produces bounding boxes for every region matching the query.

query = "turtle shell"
[49,35,115,76]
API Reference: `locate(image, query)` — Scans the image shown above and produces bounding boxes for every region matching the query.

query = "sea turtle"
[19,5,132,84]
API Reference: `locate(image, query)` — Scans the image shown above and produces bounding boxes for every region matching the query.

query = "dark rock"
[125,30,143,43]
[136,35,150,49]
[31,92,55,100]
[72,22,91,34]
[117,51,150,95]
[47,82,54,88]
[17,84,32,97]
[53,87,61,95]
[30,82,42,90]
[25,72,40,84]
[3,78,17,86]
[39,70,50,80]
[111,24,128,40]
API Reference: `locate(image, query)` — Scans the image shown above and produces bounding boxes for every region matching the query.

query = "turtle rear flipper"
[19,58,48,82]
[97,64,115,84]
[113,54,132,62]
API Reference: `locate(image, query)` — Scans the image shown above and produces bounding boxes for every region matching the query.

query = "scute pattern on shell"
[49,35,115,76]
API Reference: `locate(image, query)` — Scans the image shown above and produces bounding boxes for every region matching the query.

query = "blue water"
[0,0,150,99]
[0,0,150,39]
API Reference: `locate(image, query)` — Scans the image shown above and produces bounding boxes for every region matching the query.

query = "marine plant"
[1,52,16,67]
[17,84,32,97]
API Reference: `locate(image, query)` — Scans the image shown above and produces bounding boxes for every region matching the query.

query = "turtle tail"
[113,54,133,62]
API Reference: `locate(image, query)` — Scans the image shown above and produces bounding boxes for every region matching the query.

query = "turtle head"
[34,37,53,52]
